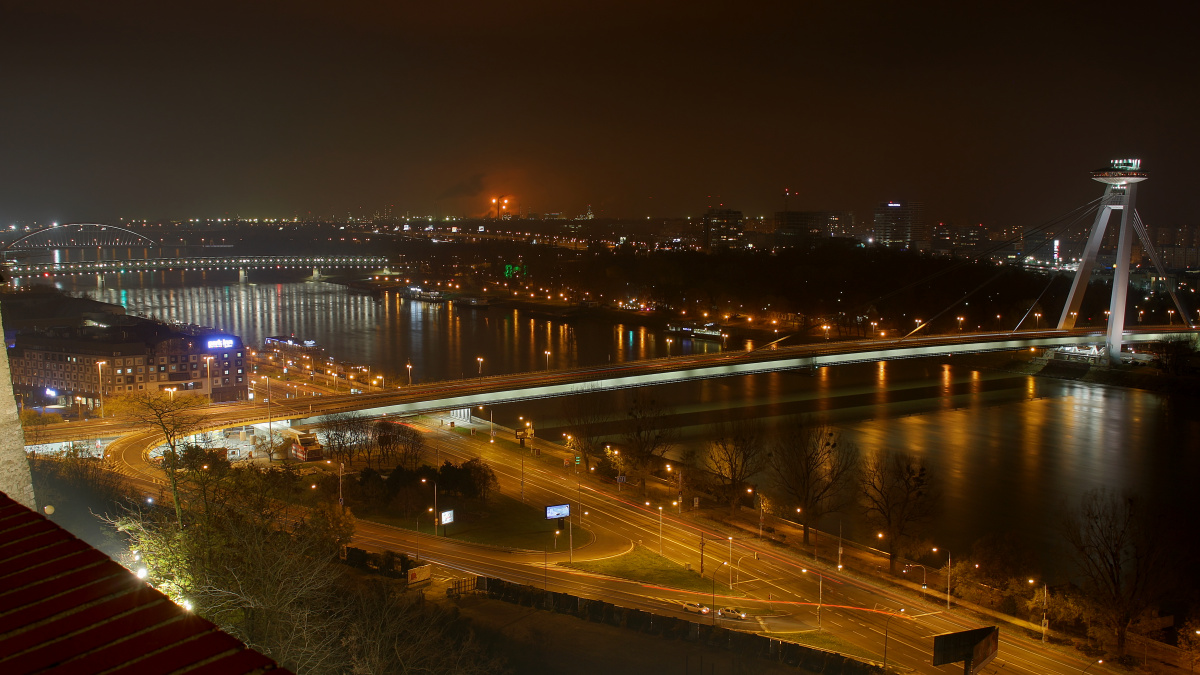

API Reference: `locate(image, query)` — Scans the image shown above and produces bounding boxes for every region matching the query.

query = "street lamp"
[1034,313,1041,329]
[554,529,560,550]
[710,562,728,626]
[477,357,484,377]
[957,316,964,331]
[904,564,928,599]
[658,506,663,554]
[544,350,551,370]
[883,609,905,671]
[802,568,823,628]
[1169,309,1176,325]
[96,360,107,417]
[165,387,177,400]
[421,477,439,535]
[933,547,951,609]
[665,338,673,356]
[1081,660,1103,673]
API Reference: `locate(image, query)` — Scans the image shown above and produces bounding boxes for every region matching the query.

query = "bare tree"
[316,412,359,465]
[20,409,64,448]
[563,386,615,471]
[769,420,859,545]
[110,391,207,526]
[620,393,678,493]
[860,451,938,573]
[394,423,426,471]
[375,419,400,467]
[1058,488,1171,657]
[704,418,766,513]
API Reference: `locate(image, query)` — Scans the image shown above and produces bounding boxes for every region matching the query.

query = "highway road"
[87,406,1104,675]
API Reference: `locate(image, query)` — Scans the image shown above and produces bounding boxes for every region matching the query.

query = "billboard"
[440,510,454,525]
[545,504,570,519]
[407,564,432,588]
[933,626,998,674]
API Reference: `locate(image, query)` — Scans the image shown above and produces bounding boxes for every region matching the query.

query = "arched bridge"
[4,223,157,250]
[5,255,390,278]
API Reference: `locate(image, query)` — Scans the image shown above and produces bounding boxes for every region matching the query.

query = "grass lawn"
[561,545,742,596]
[363,492,590,551]
[768,630,879,662]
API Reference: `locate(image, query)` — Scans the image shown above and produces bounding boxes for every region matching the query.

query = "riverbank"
[955,350,1200,396]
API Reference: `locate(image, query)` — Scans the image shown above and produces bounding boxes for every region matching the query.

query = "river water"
[57,271,1200,573]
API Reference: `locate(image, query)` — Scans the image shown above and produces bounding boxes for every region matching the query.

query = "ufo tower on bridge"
[1058,159,1187,363]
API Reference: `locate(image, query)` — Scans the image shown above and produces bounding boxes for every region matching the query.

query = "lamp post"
[802,568,822,628]
[883,609,905,670]
[957,316,964,331]
[74,396,83,420]
[1034,312,1041,329]
[658,506,663,554]
[338,462,344,507]
[1081,660,1103,673]
[665,338,673,356]
[904,564,928,599]
[933,547,951,609]
[710,563,728,626]
[422,477,439,536]
[727,536,733,587]
[544,350,551,370]
[477,357,483,377]
[554,529,560,550]
[165,387,177,400]
[406,362,413,385]
[95,360,107,417]
[1030,579,1048,643]
[1169,309,1176,325]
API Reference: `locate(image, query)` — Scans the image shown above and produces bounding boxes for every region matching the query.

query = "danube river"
[64,272,1200,572]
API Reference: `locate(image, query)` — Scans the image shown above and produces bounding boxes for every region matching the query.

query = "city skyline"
[2,2,1198,229]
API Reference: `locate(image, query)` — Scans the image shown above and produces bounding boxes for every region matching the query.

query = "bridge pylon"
[1057,159,1184,363]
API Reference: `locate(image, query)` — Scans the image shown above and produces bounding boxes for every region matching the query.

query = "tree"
[1179,617,1200,673]
[704,418,766,513]
[563,387,615,471]
[620,393,678,493]
[768,420,859,545]
[462,458,499,501]
[110,392,207,526]
[394,423,426,471]
[860,451,938,573]
[316,412,365,465]
[1058,488,1171,657]
[20,409,64,448]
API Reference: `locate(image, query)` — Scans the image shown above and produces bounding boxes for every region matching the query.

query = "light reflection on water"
[71,277,1199,569]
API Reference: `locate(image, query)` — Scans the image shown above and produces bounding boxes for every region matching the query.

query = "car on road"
[682,602,710,614]
[717,607,747,620]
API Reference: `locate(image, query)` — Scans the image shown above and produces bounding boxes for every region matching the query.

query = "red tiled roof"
[0,493,290,674]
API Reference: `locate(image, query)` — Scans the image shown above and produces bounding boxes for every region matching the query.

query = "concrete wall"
[0,304,36,508]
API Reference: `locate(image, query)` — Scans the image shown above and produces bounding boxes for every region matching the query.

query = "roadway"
[92,410,1101,675]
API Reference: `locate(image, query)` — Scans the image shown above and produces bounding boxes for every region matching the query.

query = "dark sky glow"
[1,1,1197,226]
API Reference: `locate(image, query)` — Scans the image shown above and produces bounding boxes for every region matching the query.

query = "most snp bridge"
[4,255,389,278]
[274,326,1196,426]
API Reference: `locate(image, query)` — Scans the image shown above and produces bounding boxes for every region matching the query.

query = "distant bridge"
[4,255,389,278]
[4,223,157,250]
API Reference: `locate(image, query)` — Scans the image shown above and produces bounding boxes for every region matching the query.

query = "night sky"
[2,1,1198,227]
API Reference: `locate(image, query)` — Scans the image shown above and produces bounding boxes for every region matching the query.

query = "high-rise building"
[872,201,927,250]
[773,211,856,240]
[700,208,745,251]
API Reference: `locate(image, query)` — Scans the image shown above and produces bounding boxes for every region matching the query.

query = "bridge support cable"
[1133,210,1193,327]
[859,197,1104,319]
[900,202,1099,340]
[1009,205,1107,333]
